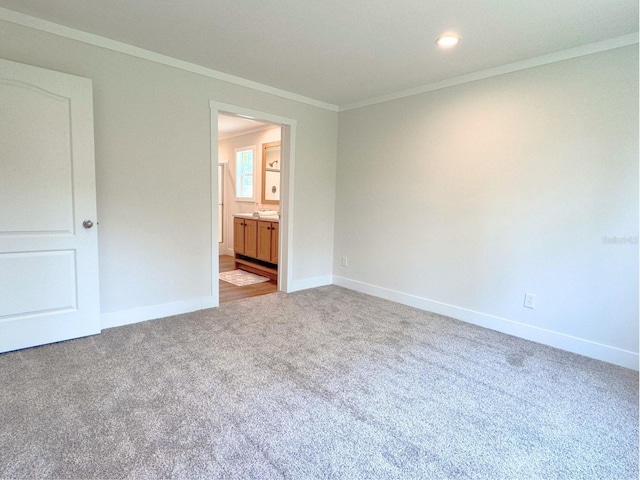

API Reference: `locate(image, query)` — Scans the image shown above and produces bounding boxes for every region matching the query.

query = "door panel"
[271,223,279,264]
[233,217,245,254]
[0,250,76,318]
[0,58,100,353]
[257,221,272,262]
[244,219,258,259]
[0,83,74,233]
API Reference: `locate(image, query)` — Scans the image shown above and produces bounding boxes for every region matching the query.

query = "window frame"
[234,146,256,202]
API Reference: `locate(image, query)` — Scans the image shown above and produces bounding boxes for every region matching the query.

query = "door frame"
[209,101,297,304]
[217,162,225,246]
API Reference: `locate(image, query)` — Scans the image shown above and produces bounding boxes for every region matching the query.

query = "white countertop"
[233,213,279,222]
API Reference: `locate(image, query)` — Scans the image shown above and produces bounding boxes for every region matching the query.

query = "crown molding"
[340,33,639,111]
[1,7,636,115]
[0,6,339,112]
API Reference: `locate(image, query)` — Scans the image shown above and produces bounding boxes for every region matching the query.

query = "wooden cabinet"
[233,216,278,280]
[233,217,257,257]
[257,221,278,264]
[233,217,245,254]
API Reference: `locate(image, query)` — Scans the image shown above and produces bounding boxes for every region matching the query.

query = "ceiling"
[218,115,274,139]
[0,0,637,107]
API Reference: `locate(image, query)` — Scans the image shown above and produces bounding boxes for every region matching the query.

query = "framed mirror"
[262,141,280,205]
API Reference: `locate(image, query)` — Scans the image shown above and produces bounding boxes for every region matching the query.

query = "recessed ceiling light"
[435,33,461,49]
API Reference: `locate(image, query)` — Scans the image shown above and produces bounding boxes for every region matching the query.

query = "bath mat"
[220,269,270,286]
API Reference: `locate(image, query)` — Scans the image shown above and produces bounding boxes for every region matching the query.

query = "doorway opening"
[210,102,297,305]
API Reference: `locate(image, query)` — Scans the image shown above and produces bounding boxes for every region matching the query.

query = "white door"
[0,59,100,352]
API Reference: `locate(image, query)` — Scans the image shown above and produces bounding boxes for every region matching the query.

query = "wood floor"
[219,255,277,304]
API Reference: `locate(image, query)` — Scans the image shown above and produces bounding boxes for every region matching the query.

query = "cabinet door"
[257,221,272,262]
[233,217,245,255]
[271,222,279,264]
[244,219,258,258]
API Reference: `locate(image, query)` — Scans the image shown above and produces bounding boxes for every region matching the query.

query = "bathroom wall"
[218,125,281,255]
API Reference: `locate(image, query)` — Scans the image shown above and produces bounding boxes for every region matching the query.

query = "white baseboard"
[101,296,218,330]
[333,276,639,371]
[288,275,333,293]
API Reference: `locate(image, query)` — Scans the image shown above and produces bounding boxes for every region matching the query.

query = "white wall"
[218,126,281,255]
[334,45,639,368]
[0,19,338,324]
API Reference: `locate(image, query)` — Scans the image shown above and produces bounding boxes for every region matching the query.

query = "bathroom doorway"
[211,102,296,304]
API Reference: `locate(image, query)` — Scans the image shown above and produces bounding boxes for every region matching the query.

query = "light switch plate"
[524,293,536,309]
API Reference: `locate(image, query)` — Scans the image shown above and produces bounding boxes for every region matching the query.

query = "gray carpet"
[0,286,637,479]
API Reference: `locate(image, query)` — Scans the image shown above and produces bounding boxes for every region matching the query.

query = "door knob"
[83,220,94,229]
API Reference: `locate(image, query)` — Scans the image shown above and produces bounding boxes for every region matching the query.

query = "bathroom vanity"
[233,214,278,280]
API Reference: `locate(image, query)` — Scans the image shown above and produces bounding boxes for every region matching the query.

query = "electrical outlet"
[524,293,536,309]
[341,256,348,267]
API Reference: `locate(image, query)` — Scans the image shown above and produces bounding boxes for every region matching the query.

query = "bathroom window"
[235,146,255,201]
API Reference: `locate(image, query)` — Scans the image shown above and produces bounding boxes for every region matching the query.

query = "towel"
[253,210,279,218]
